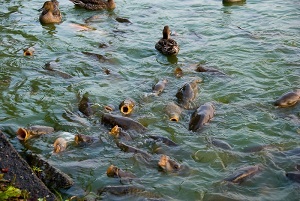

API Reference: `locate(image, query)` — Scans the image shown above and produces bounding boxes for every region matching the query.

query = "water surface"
[0,0,299,200]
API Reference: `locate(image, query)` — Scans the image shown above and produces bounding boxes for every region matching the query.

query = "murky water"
[1,0,299,200]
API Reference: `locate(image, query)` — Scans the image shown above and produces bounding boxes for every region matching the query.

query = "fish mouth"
[120,104,133,115]
[169,113,179,122]
[16,128,29,141]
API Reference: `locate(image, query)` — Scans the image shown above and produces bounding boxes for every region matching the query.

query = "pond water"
[0,0,299,200]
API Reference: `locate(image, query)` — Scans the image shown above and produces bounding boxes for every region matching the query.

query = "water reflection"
[222,1,246,7]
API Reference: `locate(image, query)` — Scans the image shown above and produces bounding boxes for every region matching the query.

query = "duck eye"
[173,164,179,170]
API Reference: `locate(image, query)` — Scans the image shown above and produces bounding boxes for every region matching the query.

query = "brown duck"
[39,0,62,24]
[155,25,179,56]
[70,0,116,10]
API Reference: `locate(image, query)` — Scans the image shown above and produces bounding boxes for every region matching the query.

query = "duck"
[70,0,116,10]
[155,25,179,56]
[39,0,62,24]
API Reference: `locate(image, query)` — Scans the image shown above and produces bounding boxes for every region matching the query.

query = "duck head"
[162,25,171,39]
[39,1,55,13]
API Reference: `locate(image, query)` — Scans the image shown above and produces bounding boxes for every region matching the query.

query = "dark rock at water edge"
[0,131,56,200]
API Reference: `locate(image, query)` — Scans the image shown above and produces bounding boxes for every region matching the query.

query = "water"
[0,0,299,200]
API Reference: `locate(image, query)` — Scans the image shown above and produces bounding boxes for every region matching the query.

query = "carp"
[224,165,261,184]
[152,79,168,96]
[274,90,300,107]
[165,102,182,122]
[74,134,96,146]
[102,113,146,132]
[189,102,215,132]
[16,125,54,141]
[53,137,67,153]
[78,93,94,117]
[107,165,136,178]
[116,142,151,160]
[158,155,181,173]
[148,135,178,147]
[176,79,202,109]
[211,139,233,150]
[119,98,135,115]
[109,125,133,141]
[286,171,300,183]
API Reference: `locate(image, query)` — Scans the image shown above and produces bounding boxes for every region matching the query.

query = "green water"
[1,0,299,200]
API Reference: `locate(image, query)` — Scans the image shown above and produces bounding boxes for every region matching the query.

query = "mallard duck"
[155,25,179,56]
[39,0,62,24]
[70,0,116,10]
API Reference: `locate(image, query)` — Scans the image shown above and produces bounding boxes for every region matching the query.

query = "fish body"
[17,125,54,141]
[224,165,260,184]
[165,102,182,122]
[176,79,201,109]
[117,142,151,159]
[274,90,300,107]
[286,171,300,183]
[189,102,215,132]
[149,135,178,147]
[152,79,168,95]
[102,113,146,132]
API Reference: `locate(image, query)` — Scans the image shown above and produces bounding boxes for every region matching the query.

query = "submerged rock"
[26,153,74,189]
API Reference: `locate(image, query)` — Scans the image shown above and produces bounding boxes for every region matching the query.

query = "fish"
[16,125,54,141]
[101,113,146,132]
[82,51,112,63]
[152,79,168,96]
[286,171,300,183]
[78,93,93,117]
[274,90,300,107]
[165,102,182,122]
[53,137,67,153]
[148,135,178,147]
[44,61,73,79]
[119,98,135,115]
[109,125,133,141]
[115,17,131,23]
[176,79,202,109]
[174,67,183,78]
[116,142,151,160]
[224,165,261,184]
[62,110,90,127]
[158,155,181,173]
[97,185,163,200]
[106,165,136,178]
[211,139,233,150]
[189,102,215,132]
[74,134,96,146]
[195,65,226,75]
[23,47,35,56]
